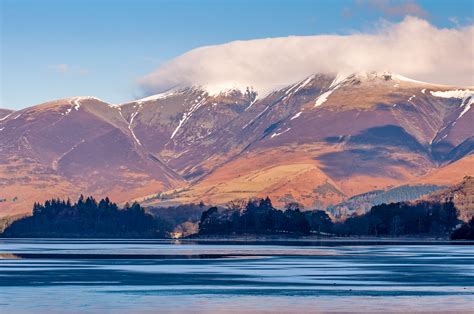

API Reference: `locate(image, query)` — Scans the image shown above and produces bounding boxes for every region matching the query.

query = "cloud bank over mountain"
[139,17,474,96]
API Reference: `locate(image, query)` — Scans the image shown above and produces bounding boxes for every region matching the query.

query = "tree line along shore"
[1,195,473,240]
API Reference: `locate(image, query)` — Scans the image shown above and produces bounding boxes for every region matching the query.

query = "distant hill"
[327,184,444,219]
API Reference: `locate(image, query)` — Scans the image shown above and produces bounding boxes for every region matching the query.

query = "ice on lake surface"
[0,239,473,313]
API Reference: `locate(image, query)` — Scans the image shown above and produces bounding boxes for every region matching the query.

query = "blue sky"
[1,0,473,109]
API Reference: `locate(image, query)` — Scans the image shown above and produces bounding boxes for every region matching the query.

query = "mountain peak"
[134,72,447,106]
[337,71,429,85]
[129,85,257,106]
[133,89,184,104]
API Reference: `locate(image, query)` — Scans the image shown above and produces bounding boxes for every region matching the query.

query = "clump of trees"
[304,209,334,234]
[334,201,459,237]
[197,198,461,238]
[451,217,474,240]
[1,195,466,239]
[2,195,169,238]
[198,198,312,236]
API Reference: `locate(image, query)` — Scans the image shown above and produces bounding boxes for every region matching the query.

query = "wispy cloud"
[49,64,89,76]
[50,63,70,74]
[449,16,460,27]
[77,67,90,76]
[357,0,429,18]
[139,17,474,97]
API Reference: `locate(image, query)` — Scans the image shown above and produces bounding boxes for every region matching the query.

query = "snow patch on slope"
[242,105,270,130]
[391,73,428,84]
[0,113,12,121]
[64,96,105,116]
[329,73,349,88]
[244,97,258,111]
[313,73,352,108]
[285,75,314,97]
[271,128,291,138]
[134,89,181,104]
[12,113,23,119]
[431,89,473,119]
[52,139,86,170]
[314,90,334,107]
[201,84,250,97]
[128,105,143,145]
[171,96,207,139]
[430,89,473,100]
[290,111,303,120]
[278,75,315,104]
[459,101,473,119]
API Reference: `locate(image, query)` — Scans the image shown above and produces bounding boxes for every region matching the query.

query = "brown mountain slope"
[426,176,474,222]
[138,73,473,208]
[1,72,473,217]
[0,97,184,216]
[414,155,474,186]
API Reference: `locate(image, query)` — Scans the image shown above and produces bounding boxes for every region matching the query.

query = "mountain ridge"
[0,72,472,217]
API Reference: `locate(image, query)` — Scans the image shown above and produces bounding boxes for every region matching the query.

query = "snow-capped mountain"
[0,72,473,216]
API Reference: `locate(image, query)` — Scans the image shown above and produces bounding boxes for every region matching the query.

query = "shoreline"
[180,236,474,245]
[1,237,473,245]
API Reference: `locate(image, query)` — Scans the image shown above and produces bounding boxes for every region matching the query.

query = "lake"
[0,239,473,313]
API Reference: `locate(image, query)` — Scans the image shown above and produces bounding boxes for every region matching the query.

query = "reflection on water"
[0,239,473,313]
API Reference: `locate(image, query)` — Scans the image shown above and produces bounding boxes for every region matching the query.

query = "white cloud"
[139,17,474,97]
[50,63,70,74]
[49,64,89,76]
[77,67,90,76]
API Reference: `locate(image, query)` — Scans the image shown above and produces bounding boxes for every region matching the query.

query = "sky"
[1,0,473,109]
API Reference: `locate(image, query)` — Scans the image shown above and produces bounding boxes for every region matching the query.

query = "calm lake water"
[0,239,473,313]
